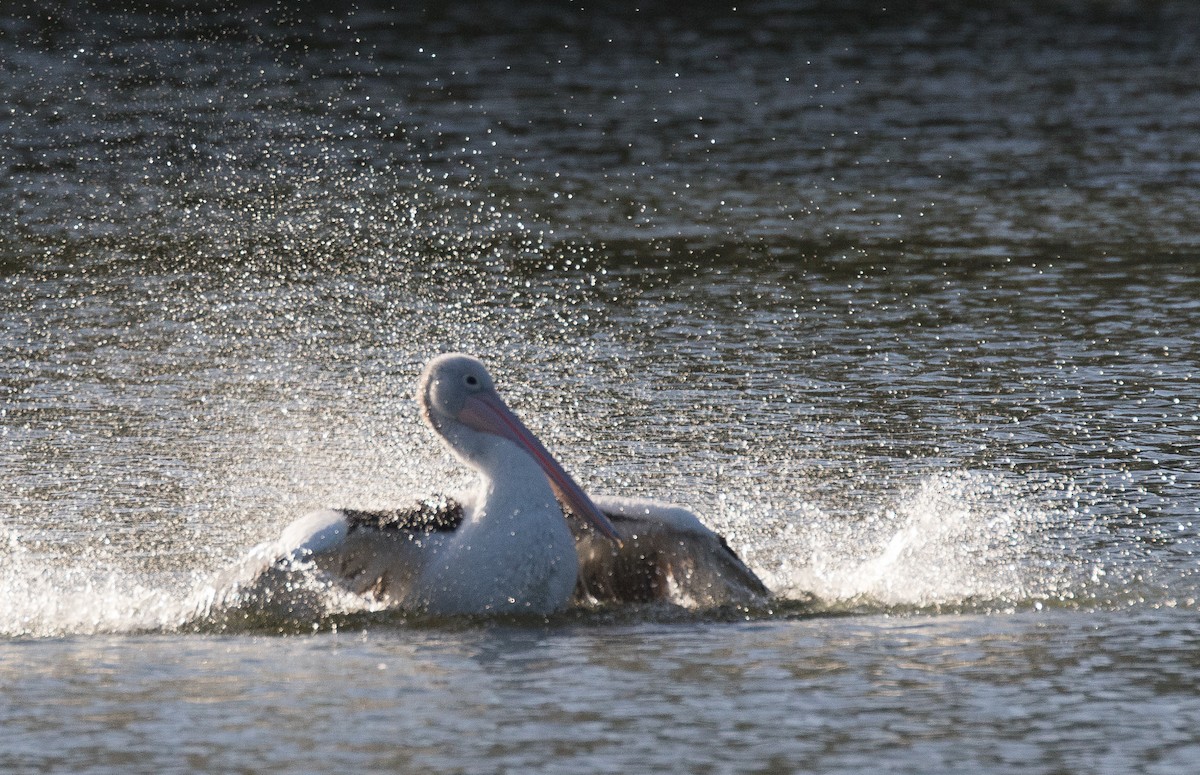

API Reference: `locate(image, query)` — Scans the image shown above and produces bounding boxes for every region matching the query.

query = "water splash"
[0,526,387,638]
[0,530,191,637]
[760,470,1077,612]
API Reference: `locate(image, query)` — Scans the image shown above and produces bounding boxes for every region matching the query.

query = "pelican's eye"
[464,373,480,388]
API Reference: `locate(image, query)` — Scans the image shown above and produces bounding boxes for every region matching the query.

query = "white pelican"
[212,353,768,619]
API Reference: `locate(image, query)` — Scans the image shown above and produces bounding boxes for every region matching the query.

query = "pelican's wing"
[316,497,466,599]
[568,495,770,608]
[202,498,466,621]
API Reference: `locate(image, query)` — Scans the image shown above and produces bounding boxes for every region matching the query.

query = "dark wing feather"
[343,497,465,534]
[568,507,770,608]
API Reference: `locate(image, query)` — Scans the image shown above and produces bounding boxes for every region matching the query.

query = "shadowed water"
[3,1,1200,772]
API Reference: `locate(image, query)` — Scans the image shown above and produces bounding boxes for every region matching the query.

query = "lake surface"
[3,1,1200,772]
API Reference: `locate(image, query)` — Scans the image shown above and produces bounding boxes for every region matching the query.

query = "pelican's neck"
[467,433,559,525]
[430,410,548,491]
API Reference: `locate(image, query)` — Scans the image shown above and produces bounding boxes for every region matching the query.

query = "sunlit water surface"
[3,2,1200,772]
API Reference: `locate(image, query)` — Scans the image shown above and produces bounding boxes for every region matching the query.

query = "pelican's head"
[419,353,496,428]
[417,353,623,546]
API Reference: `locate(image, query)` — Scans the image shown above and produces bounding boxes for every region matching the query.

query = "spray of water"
[759,470,1071,612]
[0,530,188,637]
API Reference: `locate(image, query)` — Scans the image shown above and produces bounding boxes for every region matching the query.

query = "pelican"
[211,354,768,619]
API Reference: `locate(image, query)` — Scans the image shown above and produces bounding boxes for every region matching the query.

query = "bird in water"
[210,353,768,619]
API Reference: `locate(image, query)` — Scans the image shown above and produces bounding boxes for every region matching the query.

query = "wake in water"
[0,470,1169,637]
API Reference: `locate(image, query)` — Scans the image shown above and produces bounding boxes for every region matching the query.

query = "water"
[5,612,1199,773]
[3,1,1200,771]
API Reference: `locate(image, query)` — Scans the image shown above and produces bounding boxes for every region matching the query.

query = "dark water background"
[3,2,1200,772]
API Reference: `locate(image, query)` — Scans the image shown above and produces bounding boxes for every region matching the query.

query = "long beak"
[457,392,624,547]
